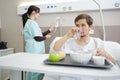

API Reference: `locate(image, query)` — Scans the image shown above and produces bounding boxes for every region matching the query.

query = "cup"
[92,56,105,65]
[74,29,82,40]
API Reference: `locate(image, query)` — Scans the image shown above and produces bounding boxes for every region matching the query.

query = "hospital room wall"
[0,28,1,41]
[0,0,24,52]
[39,10,120,53]
[0,0,120,53]
[0,15,1,41]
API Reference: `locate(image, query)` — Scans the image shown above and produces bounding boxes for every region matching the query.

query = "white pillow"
[104,41,120,61]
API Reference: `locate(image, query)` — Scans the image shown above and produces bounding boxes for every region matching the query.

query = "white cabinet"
[0,48,14,56]
[0,48,14,80]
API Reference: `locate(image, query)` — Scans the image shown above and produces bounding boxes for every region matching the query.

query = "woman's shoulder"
[27,19,37,24]
[25,19,38,28]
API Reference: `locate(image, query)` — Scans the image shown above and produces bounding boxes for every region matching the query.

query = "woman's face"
[75,19,92,37]
[31,11,40,20]
[34,12,40,20]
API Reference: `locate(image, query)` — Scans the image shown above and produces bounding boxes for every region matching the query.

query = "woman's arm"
[42,30,50,36]
[34,36,46,41]
[34,35,51,41]
[35,27,54,41]
[42,27,55,36]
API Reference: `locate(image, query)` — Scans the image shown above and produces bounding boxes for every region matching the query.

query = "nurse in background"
[22,5,54,80]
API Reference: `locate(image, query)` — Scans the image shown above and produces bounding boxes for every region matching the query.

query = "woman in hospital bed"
[43,14,116,80]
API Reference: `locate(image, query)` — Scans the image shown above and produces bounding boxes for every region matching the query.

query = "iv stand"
[92,0,106,41]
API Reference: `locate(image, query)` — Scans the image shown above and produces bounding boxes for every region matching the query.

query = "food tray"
[44,54,113,69]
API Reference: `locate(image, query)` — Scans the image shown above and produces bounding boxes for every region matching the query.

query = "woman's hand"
[46,34,51,39]
[66,27,79,38]
[49,26,55,32]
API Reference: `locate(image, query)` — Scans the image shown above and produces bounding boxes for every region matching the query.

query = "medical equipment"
[54,17,60,33]
[17,0,120,15]
[53,17,63,36]
[92,0,106,40]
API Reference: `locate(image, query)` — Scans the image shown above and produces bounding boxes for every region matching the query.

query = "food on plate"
[49,52,61,62]
[49,51,66,62]
[58,51,66,60]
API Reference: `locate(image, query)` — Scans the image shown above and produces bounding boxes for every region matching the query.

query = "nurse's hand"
[66,27,79,38]
[46,34,51,39]
[49,27,55,32]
